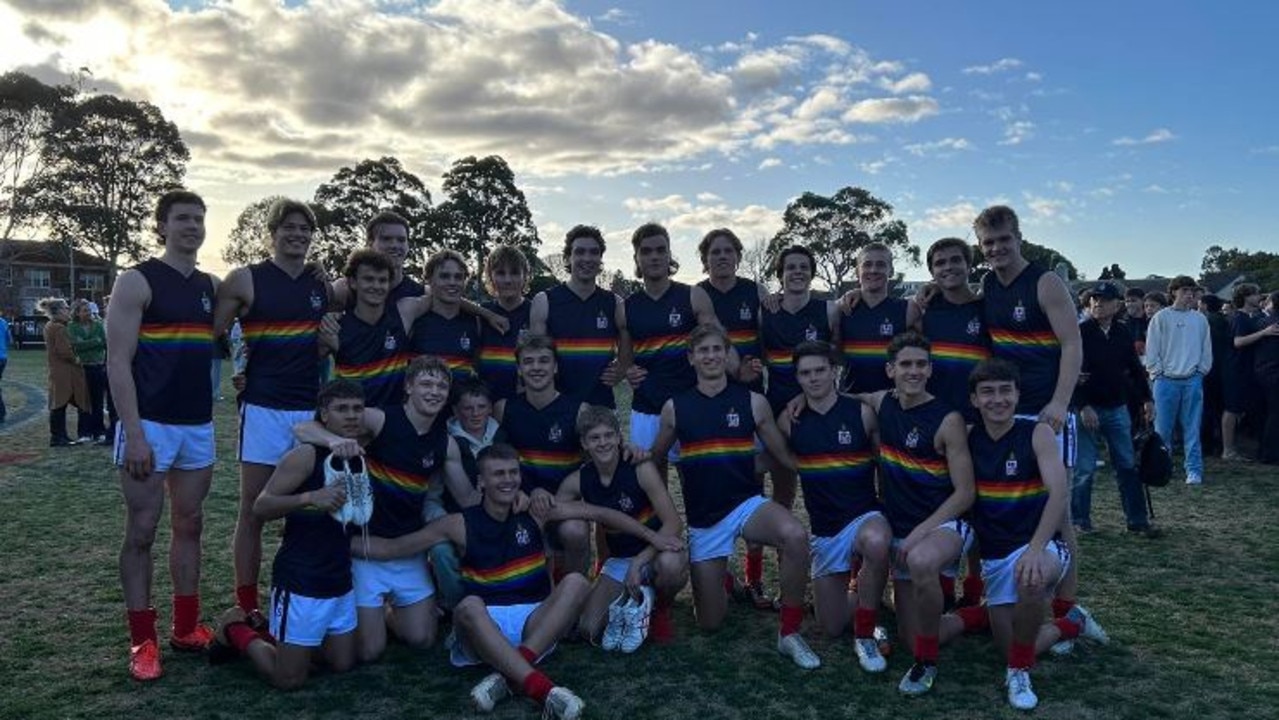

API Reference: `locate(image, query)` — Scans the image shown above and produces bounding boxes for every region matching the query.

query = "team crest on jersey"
[905,427,921,449]
[967,317,982,336]
[515,523,531,546]
[384,333,398,351]
[1012,301,1026,324]
[726,408,740,428]
[618,493,634,512]
[517,324,530,342]
[549,423,563,443]
[879,319,895,337]
[668,308,683,327]
[421,454,436,470]
[804,324,818,341]
[739,303,753,321]
[310,290,324,311]
[200,292,212,314]
[1005,453,1019,476]
[596,312,609,330]
[460,334,472,351]
[837,426,852,445]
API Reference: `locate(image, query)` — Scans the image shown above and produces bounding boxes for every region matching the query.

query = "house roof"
[0,239,113,269]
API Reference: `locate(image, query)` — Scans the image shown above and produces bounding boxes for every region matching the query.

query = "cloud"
[998,121,1036,146]
[1112,128,1176,146]
[842,96,939,124]
[1024,194,1073,222]
[596,8,634,25]
[621,193,783,272]
[1024,72,1042,82]
[916,202,979,231]
[1251,145,1279,155]
[962,58,1023,75]
[758,157,783,170]
[860,159,890,175]
[1143,184,1170,194]
[879,72,931,94]
[903,137,972,157]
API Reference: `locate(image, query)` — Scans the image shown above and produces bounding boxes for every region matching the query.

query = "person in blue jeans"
[1071,282,1157,536]
[1143,275,1213,485]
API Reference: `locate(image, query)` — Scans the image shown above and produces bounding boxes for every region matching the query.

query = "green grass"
[2,348,1278,720]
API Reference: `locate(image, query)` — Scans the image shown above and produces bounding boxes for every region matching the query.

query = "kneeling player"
[556,406,687,648]
[966,359,1106,711]
[358,444,681,718]
[779,340,891,673]
[212,380,364,689]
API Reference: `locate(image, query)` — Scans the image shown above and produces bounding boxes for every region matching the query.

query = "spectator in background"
[1253,291,1279,464]
[1123,287,1148,355]
[1224,283,1265,461]
[1072,282,1156,536]
[0,308,10,423]
[1144,276,1213,485]
[1144,292,1167,321]
[39,297,88,447]
[1199,295,1230,459]
[69,298,109,444]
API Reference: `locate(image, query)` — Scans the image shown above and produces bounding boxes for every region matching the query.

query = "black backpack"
[1134,426,1173,519]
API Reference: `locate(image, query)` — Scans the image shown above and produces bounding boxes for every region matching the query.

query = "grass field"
[2,348,1278,720]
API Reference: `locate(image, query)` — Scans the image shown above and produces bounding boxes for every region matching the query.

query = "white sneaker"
[1067,605,1110,645]
[776,632,821,669]
[854,637,887,673]
[1005,667,1038,710]
[600,593,628,651]
[1048,639,1075,656]
[1185,473,1203,485]
[898,662,937,695]
[620,586,655,653]
[470,672,510,713]
[542,686,585,720]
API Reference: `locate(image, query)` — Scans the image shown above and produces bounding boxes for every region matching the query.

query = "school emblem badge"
[515,524,531,546]
[804,324,818,341]
[668,308,682,327]
[739,302,752,321]
[726,409,740,428]
[549,423,563,443]
[421,454,436,470]
[618,494,634,512]
[200,292,212,314]
[837,426,852,445]
[310,290,324,312]
[460,335,471,351]
[967,317,982,336]
[596,312,609,330]
[905,427,921,449]
[879,319,894,337]
[384,333,397,351]
[1012,301,1026,324]
[1005,453,1019,476]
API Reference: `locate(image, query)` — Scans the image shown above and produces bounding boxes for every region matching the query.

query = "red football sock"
[1051,597,1075,619]
[853,608,877,639]
[518,645,538,665]
[779,604,804,636]
[962,573,985,603]
[172,594,200,637]
[939,575,956,606]
[521,671,554,704]
[235,585,259,613]
[127,608,158,646]
[1009,642,1036,670]
[225,622,260,653]
[914,634,939,664]
[955,605,990,633]
[1054,616,1082,640]
[745,548,764,586]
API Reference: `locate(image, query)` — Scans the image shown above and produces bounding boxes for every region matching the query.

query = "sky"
[2,0,1276,286]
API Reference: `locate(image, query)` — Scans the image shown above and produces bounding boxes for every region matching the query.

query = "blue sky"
[3,0,1275,284]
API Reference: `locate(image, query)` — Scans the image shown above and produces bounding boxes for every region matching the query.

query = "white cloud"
[1024,194,1072,222]
[998,121,1036,146]
[1143,184,1170,194]
[916,202,979,231]
[860,159,889,175]
[758,157,783,170]
[879,72,932,94]
[621,193,783,274]
[903,137,972,156]
[1025,72,1043,82]
[1112,128,1176,146]
[785,34,852,56]
[596,8,634,24]
[1251,145,1279,155]
[842,96,940,124]
[963,58,1023,75]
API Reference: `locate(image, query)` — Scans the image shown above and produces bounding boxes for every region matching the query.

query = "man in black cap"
[1070,282,1157,536]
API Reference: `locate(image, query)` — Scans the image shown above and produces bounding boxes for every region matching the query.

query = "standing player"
[331,211,426,307]
[109,190,219,681]
[529,225,631,409]
[477,245,533,402]
[651,324,821,669]
[920,238,990,421]
[839,243,921,394]
[292,356,481,661]
[216,198,330,616]
[857,333,974,695]
[409,250,481,383]
[778,341,891,673]
[210,380,363,689]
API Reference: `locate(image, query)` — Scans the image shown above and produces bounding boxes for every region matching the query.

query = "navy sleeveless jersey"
[409,309,479,383]
[334,305,410,408]
[761,298,831,411]
[501,393,582,494]
[579,461,661,559]
[790,395,880,537]
[922,296,990,421]
[364,404,449,539]
[699,277,764,392]
[271,448,353,598]
[672,383,762,528]
[133,259,215,424]
[460,505,552,606]
[982,264,1061,414]
[840,296,908,394]
[544,284,618,408]
[626,282,698,414]
[878,394,955,538]
[969,418,1055,560]
[477,299,531,401]
[241,261,327,410]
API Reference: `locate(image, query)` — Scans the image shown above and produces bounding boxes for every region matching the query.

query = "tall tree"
[741,236,776,291]
[17,94,188,281]
[222,195,285,268]
[766,186,917,291]
[311,156,435,277]
[434,155,540,283]
[0,72,72,241]
[968,239,1080,283]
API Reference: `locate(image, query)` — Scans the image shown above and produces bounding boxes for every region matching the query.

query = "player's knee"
[171,507,204,539]
[124,513,161,549]
[558,571,590,596]
[271,668,308,691]
[453,596,485,630]
[654,552,688,589]
[357,638,385,664]
[860,533,890,564]
[907,550,939,578]
[779,522,809,557]
[557,520,589,550]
